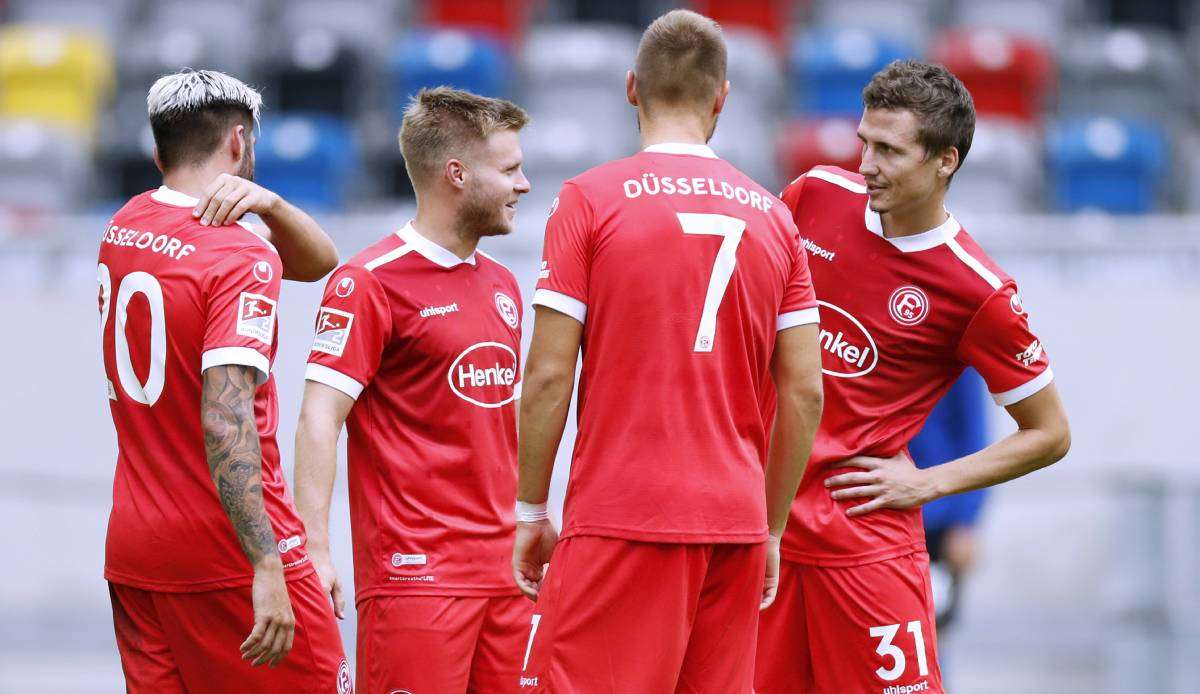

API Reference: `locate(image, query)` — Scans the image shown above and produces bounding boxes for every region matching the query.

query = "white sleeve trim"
[777,307,820,331]
[992,368,1054,407]
[532,288,587,324]
[513,380,522,400]
[305,363,365,400]
[202,347,270,384]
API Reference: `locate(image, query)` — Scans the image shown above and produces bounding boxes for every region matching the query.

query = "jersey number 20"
[678,213,746,353]
[98,263,167,406]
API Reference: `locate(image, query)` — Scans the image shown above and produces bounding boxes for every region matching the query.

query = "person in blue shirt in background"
[910,368,991,631]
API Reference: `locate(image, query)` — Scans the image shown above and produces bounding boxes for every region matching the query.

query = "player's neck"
[161,164,233,201]
[879,197,949,239]
[638,113,711,149]
[411,209,479,261]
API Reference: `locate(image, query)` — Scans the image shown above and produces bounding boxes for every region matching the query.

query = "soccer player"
[98,69,352,691]
[513,10,824,692]
[754,60,1072,694]
[293,88,532,693]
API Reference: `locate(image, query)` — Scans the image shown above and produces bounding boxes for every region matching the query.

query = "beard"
[236,149,255,181]
[455,187,511,238]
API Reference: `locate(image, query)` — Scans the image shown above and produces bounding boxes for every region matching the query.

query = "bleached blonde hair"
[147,69,263,170]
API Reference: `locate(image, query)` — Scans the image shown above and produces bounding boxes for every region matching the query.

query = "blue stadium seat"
[254,113,359,211]
[812,0,937,48]
[1046,116,1167,213]
[390,29,510,119]
[791,28,919,116]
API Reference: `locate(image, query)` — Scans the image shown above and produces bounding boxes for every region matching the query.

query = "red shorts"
[109,571,351,693]
[755,552,944,694]
[520,536,766,694]
[356,593,532,693]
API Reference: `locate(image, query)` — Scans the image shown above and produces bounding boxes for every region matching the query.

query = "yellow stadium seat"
[0,24,115,138]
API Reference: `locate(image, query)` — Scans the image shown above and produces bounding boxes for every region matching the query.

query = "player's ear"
[445,158,467,191]
[626,70,639,107]
[151,146,164,175]
[714,80,730,117]
[230,123,247,166]
[937,146,960,181]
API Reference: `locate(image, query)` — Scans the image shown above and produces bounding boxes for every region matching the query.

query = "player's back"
[534,143,816,543]
[98,186,308,592]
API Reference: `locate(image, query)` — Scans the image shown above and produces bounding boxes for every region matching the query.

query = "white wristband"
[516,501,549,523]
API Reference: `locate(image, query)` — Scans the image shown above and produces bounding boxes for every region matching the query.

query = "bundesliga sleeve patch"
[236,292,277,344]
[312,306,354,357]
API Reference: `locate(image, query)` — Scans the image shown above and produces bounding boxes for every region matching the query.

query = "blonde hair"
[399,87,530,186]
[634,10,727,112]
[147,69,262,170]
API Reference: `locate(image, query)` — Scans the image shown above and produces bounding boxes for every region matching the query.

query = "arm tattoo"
[201,364,277,566]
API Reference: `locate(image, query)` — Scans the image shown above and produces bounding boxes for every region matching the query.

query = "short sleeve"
[956,285,1053,406]
[532,182,594,324]
[777,222,819,331]
[304,265,391,400]
[201,247,282,383]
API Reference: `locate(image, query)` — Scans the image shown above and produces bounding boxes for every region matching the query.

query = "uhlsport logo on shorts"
[448,341,518,408]
[817,301,878,378]
[236,292,276,344]
[888,286,930,326]
[312,307,354,357]
[495,291,520,329]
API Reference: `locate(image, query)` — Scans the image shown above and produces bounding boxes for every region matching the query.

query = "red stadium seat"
[930,28,1055,123]
[689,0,801,46]
[777,117,862,186]
[423,0,534,44]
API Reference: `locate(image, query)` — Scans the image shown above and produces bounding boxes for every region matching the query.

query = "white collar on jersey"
[643,142,719,159]
[864,205,961,253]
[151,185,200,207]
[396,222,477,268]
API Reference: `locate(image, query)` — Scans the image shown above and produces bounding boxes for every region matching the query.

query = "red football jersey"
[534,143,819,544]
[98,187,311,592]
[305,223,523,599]
[780,166,1054,566]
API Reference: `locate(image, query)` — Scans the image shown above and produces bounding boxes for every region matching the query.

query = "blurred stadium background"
[0,0,1196,691]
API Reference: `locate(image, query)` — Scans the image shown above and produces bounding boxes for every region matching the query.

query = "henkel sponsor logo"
[236,292,276,344]
[817,301,878,378]
[311,307,354,357]
[889,286,929,326]
[448,341,518,408]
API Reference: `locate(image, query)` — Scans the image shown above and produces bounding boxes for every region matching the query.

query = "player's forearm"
[927,424,1070,500]
[259,197,338,281]
[201,365,281,571]
[764,385,823,535]
[293,419,341,552]
[516,368,574,504]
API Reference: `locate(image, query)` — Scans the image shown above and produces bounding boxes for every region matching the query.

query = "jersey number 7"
[677,213,746,353]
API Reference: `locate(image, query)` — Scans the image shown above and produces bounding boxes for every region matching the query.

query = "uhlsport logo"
[252,260,273,283]
[311,307,354,357]
[888,286,930,326]
[236,292,277,345]
[496,291,520,329]
[337,659,353,694]
[448,341,518,408]
[1009,292,1025,315]
[335,276,355,298]
[817,301,878,378]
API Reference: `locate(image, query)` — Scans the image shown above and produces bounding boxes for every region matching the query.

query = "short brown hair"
[862,60,975,178]
[399,87,530,186]
[634,10,727,112]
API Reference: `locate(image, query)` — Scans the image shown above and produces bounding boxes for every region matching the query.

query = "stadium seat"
[690,0,795,45]
[776,118,862,186]
[269,34,365,117]
[521,109,638,192]
[724,29,786,109]
[0,119,92,212]
[520,23,639,122]
[0,24,115,138]
[95,89,161,202]
[949,118,1042,214]
[952,0,1078,45]
[791,28,919,116]
[6,0,137,43]
[811,0,937,48]
[1058,26,1190,125]
[1045,116,1167,213]
[140,0,263,81]
[275,0,398,58]
[929,29,1055,123]
[390,29,511,119]
[254,113,360,211]
[422,0,534,44]
[710,102,781,190]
